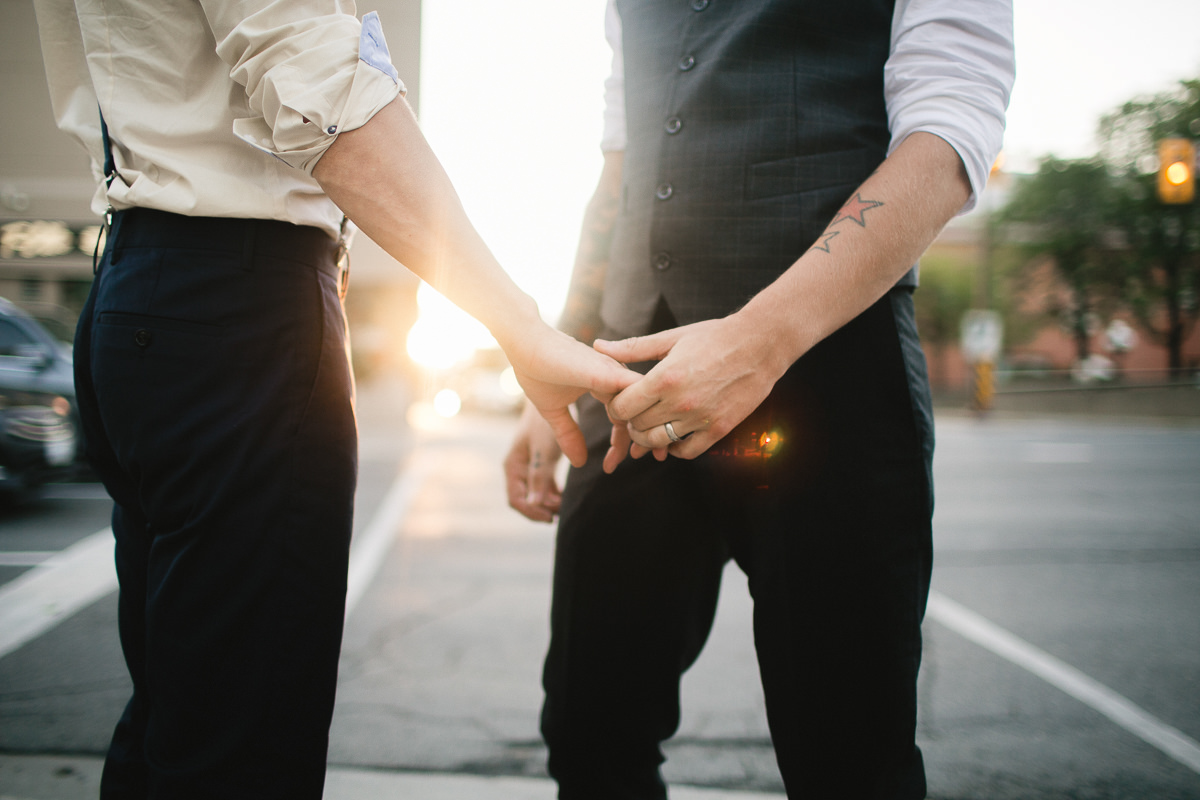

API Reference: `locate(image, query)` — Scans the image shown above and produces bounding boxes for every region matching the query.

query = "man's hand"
[595,133,973,469]
[504,404,565,522]
[595,312,788,463]
[508,324,639,469]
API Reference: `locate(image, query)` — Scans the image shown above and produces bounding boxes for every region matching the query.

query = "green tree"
[999,157,1122,362]
[1100,80,1200,375]
[912,254,973,387]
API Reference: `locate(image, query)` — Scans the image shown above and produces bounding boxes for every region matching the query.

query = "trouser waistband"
[105,207,347,292]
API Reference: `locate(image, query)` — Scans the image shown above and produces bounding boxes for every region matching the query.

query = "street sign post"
[961,310,1003,411]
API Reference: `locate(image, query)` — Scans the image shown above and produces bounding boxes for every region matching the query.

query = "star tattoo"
[812,230,840,253]
[830,193,884,227]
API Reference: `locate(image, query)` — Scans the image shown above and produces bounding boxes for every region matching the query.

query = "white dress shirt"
[33,0,404,237]
[600,0,1016,213]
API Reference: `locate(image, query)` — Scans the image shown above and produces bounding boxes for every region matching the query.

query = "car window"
[0,318,37,355]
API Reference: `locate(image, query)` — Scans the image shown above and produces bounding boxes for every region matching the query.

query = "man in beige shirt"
[34,2,633,797]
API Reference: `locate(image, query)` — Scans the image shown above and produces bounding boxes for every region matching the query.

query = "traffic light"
[1157,138,1195,204]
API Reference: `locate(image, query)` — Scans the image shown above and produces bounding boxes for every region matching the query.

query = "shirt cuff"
[884,9,1014,214]
[890,114,1005,215]
[233,11,404,174]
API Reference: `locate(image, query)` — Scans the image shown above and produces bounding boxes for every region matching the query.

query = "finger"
[538,406,589,468]
[629,442,652,460]
[506,464,555,522]
[593,328,683,365]
[503,442,531,505]
[606,377,663,423]
[526,453,561,508]
[666,418,732,460]
[517,496,555,523]
[574,347,642,398]
[668,432,717,461]
[628,419,705,453]
[506,465,552,522]
[504,465,529,513]
[602,421,632,474]
[627,421,672,450]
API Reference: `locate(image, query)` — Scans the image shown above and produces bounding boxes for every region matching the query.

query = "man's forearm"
[312,98,541,353]
[557,151,623,344]
[740,131,972,374]
[596,131,974,457]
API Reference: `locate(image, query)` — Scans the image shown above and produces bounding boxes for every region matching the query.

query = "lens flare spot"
[433,389,462,418]
[759,429,783,457]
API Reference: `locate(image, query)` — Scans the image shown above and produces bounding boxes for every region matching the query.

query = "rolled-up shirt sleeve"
[203,1,404,173]
[600,0,627,153]
[886,0,1015,213]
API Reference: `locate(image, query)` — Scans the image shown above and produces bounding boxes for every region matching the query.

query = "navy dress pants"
[541,290,934,800]
[75,209,358,800]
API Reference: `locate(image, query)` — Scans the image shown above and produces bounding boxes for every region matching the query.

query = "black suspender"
[94,110,117,271]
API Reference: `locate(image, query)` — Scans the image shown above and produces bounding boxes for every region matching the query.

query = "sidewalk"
[328,382,785,794]
[0,377,784,799]
[0,753,784,799]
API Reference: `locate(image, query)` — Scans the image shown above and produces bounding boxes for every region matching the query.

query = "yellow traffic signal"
[1157,138,1195,204]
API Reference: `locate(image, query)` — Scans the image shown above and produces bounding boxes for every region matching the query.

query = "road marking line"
[927,590,1200,775]
[0,454,425,656]
[343,455,429,619]
[0,528,116,660]
[0,552,58,567]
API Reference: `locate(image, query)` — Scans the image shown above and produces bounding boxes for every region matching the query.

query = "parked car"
[0,297,81,491]
[0,387,77,493]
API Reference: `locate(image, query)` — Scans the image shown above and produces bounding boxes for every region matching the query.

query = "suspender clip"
[336,215,351,299]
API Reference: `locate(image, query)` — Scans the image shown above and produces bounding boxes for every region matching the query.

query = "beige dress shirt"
[33,0,404,237]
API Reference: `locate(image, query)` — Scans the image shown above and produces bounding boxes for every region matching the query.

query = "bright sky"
[413,0,1200,344]
[1005,0,1200,170]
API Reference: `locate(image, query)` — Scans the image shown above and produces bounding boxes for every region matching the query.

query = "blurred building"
[0,1,422,380]
[922,166,1200,394]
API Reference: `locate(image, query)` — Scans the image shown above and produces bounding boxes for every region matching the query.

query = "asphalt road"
[1,378,1198,799]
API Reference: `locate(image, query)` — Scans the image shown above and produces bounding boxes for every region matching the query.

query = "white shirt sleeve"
[600,0,628,153]
[203,1,404,173]
[601,0,1015,214]
[886,0,1016,213]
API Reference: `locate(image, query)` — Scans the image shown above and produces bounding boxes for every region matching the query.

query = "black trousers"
[75,209,358,799]
[541,290,934,800]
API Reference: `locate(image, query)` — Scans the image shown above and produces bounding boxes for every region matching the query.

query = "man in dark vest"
[505,0,1014,797]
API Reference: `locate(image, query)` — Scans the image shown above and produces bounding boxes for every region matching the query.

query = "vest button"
[665,117,682,134]
[678,54,696,71]
[653,252,672,271]
[655,183,674,200]
[690,0,709,11]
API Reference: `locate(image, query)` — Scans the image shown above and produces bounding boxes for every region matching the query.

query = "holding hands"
[595,310,791,469]
[505,310,793,522]
[504,322,641,469]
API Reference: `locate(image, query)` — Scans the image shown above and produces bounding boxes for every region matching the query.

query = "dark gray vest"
[603,0,901,336]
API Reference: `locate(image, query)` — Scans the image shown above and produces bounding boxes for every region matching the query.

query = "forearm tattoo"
[811,193,884,254]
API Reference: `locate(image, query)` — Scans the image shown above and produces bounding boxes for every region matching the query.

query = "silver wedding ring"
[664,421,683,443]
